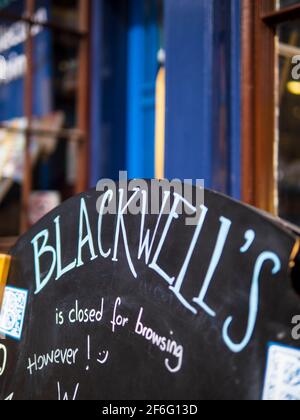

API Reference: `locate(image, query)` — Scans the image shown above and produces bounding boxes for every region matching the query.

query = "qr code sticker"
[0,286,28,340]
[263,344,300,401]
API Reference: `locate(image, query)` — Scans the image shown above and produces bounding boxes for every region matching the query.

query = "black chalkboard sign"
[0,181,299,400]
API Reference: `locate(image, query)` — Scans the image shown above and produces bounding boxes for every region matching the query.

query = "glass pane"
[30,29,80,224]
[0,125,23,236]
[30,127,79,226]
[35,0,79,31]
[0,0,24,17]
[278,21,300,225]
[31,27,79,129]
[0,3,25,236]
[52,32,79,129]
[277,0,300,9]
[0,11,26,119]
[0,14,80,235]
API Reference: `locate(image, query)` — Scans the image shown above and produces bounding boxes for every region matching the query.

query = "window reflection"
[277,0,300,9]
[278,21,300,225]
[0,0,81,237]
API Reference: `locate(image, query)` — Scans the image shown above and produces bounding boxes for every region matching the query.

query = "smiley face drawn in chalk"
[97,351,109,365]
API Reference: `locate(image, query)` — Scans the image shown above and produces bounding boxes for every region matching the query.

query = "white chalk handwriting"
[0,343,7,377]
[30,188,283,354]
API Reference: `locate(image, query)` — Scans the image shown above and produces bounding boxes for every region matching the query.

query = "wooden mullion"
[262,3,300,25]
[0,10,88,38]
[242,0,277,214]
[241,0,256,206]
[254,0,277,214]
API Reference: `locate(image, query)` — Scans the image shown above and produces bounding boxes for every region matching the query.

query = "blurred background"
[0,0,300,251]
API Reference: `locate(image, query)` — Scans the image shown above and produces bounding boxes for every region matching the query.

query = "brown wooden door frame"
[242,0,300,214]
[241,0,277,214]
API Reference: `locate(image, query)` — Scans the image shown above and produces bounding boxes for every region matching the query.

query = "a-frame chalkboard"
[0,181,299,400]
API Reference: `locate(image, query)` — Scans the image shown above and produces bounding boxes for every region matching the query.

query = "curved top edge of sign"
[11,181,300,254]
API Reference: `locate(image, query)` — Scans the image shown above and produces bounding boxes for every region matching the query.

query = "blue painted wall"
[164,0,214,185]
[90,0,241,197]
[164,0,241,198]
[126,0,159,179]
[126,0,145,179]
[90,0,160,184]
[90,0,128,184]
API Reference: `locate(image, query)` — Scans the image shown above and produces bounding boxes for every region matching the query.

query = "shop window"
[242,0,300,225]
[277,0,300,9]
[0,0,90,251]
[35,0,79,30]
[278,20,300,225]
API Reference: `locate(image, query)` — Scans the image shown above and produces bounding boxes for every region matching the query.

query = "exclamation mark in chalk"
[86,335,90,371]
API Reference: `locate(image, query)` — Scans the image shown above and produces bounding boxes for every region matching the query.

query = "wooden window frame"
[0,0,90,252]
[242,0,300,214]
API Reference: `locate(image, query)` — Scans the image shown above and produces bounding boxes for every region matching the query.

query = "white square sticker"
[0,286,28,341]
[263,344,300,401]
